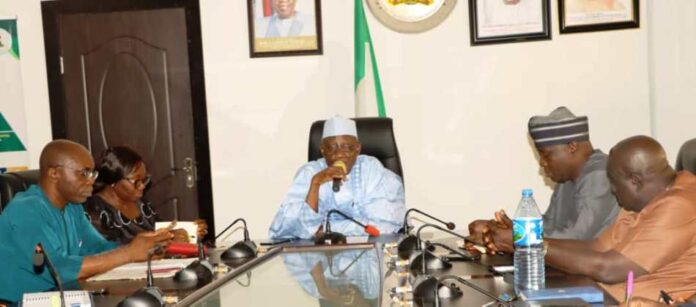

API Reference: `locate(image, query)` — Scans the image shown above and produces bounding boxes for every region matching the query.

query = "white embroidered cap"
[322,115,358,140]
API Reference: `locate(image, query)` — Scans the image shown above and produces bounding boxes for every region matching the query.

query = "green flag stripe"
[354,0,386,117]
[0,19,20,59]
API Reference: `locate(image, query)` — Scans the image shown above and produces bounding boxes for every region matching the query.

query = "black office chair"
[308,117,404,180]
[0,169,40,213]
[676,138,696,174]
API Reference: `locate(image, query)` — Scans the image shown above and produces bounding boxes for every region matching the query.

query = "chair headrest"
[308,117,403,179]
[676,138,696,174]
[0,169,40,213]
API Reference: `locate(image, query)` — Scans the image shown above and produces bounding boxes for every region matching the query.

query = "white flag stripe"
[355,42,377,117]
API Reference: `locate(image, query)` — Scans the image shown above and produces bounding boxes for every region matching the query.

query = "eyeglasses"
[52,164,99,181]
[322,143,359,154]
[124,174,152,188]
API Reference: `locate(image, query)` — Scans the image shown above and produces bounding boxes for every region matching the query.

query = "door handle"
[172,157,196,189]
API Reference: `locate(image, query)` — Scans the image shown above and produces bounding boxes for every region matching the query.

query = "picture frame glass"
[249,0,322,57]
[469,0,550,46]
[475,0,545,38]
[562,0,635,27]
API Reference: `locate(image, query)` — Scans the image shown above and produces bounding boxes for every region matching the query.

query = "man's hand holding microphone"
[306,161,347,212]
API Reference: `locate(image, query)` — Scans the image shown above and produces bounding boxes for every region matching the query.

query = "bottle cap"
[522,188,533,197]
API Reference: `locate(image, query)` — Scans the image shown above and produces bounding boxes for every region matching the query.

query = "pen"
[626,270,634,304]
[660,290,674,305]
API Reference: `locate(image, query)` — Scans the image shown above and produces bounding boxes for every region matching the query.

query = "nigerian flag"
[354,0,386,117]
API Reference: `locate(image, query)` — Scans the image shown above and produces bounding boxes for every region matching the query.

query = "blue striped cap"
[528,107,589,148]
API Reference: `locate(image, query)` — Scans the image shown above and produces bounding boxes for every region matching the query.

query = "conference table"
[80,234,618,306]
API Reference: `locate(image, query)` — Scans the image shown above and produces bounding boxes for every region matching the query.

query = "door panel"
[55,8,201,221]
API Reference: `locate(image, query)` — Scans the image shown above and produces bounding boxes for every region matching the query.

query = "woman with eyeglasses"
[83,145,207,244]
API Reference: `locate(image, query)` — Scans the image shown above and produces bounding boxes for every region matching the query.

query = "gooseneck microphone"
[408,224,471,279]
[215,218,251,242]
[410,241,477,275]
[433,275,511,307]
[327,210,381,237]
[33,243,65,307]
[410,241,463,300]
[414,223,468,253]
[332,161,347,192]
[216,218,258,266]
[146,246,162,289]
[174,239,213,286]
[399,208,455,234]
[314,209,381,245]
[118,245,165,307]
[397,209,456,260]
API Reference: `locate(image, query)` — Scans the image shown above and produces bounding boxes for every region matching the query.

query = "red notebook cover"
[166,242,207,257]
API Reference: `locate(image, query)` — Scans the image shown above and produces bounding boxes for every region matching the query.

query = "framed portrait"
[559,0,639,33]
[468,0,551,46]
[246,0,323,58]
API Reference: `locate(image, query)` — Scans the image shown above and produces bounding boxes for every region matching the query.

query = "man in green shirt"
[0,140,173,302]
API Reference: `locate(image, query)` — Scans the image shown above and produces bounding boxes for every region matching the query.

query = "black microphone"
[410,241,478,275]
[216,218,258,266]
[331,161,347,192]
[314,209,380,245]
[399,208,455,234]
[174,239,213,286]
[332,178,341,192]
[408,224,471,277]
[433,275,512,307]
[118,245,165,307]
[397,209,456,260]
[34,243,66,307]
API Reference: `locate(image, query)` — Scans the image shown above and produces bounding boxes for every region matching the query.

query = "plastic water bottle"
[513,188,545,293]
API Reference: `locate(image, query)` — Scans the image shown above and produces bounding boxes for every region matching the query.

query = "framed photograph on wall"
[247,0,323,58]
[559,0,639,33]
[468,0,551,46]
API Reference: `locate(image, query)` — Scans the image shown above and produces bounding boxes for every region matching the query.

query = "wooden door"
[42,0,214,237]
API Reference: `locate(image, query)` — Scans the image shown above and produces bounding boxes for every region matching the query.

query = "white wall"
[0,1,52,167]
[648,1,696,164]
[201,0,651,237]
[0,0,676,238]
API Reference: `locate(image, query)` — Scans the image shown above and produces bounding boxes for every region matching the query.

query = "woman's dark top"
[83,195,157,245]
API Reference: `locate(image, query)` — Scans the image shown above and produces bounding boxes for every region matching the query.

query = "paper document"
[156,221,198,243]
[87,258,196,281]
[23,290,92,307]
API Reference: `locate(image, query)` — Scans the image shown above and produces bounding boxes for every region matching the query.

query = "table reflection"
[283,249,381,307]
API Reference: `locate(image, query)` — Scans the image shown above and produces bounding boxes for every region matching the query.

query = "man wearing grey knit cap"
[469,107,619,251]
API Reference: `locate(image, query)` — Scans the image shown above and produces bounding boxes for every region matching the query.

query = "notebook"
[519,286,604,303]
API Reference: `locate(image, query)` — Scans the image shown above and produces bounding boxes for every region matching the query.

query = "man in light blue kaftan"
[268,116,405,239]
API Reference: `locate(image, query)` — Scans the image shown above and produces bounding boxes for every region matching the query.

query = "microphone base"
[118,287,164,307]
[397,225,412,235]
[314,231,347,245]
[412,275,463,300]
[173,260,214,287]
[409,251,452,275]
[220,240,258,268]
[397,235,435,260]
